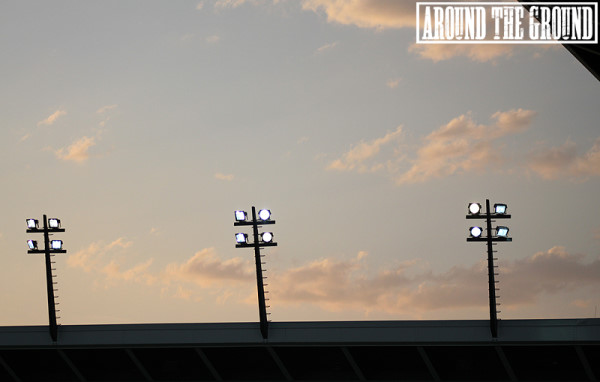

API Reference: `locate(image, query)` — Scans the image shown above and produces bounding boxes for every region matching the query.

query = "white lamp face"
[470,226,483,238]
[51,240,63,250]
[494,204,507,214]
[48,218,60,228]
[258,209,271,221]
[235,233,247,243]
[234,211,247,221]
[468,203,481,214]
[26,219,38,229]
[261,232,273,243]
[497,226,509,237]
[27,240,37,250]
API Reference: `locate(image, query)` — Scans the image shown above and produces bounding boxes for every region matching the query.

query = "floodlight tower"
[234,207,277,339]
[466,200,511,338]
[26,215,66,342]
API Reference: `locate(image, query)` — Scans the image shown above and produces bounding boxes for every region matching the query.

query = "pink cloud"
[302,0,416,29]
[270,247,600,315]
[327,126,403,172]
[55,136,96,163]
[527,138,600,180]
[37,110,67,126]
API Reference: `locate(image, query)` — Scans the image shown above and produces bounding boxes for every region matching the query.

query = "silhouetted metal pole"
[42,215,59,341]
[467,199,511,338]
[484,200,498,338]
[251,207,270,339]
[27,214,66,342]
[234,207,276,340]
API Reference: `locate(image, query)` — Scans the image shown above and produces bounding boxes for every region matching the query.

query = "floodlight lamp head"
[27,240,37,250]
[258,209,271,221]
[494,203,507,214]
[26,219,38,229]
[261,232,273,243]
[48,218,61,228]
[50,240,63,250]
[469,226,483,238]
[235,233,248,244]
[496,226,509,238]
[234,210,247,222]
[468,203,482,215]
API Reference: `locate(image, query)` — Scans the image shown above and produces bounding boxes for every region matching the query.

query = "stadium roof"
[518,0,600,81]
[1,318,599,381]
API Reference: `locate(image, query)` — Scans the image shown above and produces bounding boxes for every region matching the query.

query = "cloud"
[214,172,234,181]
[327,126,403,172]
[68,238,134,273]
[300,1,529,63]
[68,238,600,317]
[269,246,600,315]
[96,104,118,114]
[396,109,536,184]
[68,238,156,288]
[55,136,96,163]
[196,1,205,10]
[206,35,221,44]
[163,248,254,288]
[214,0,250,9]
[326,109,537,184]
[409,43,514,63]
[37,110,66,127]
[69,240,254,295]
[527,138,600,180]
[301,0,416,29]
[316,41,338,54]
[102,259,155,285]
[386,78,401,88]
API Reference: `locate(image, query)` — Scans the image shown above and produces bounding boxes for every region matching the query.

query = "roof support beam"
[125,349,153,381]
[341,347,366,381]
[417,346,440,382]
[0,354,21,382]
[575,346,597,382]
[57,349,86,382]
[495,346,517,382]
[195,348,222,381]
[266,346,293,381]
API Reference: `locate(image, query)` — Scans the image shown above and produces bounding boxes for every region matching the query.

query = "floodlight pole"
[42,215,58,342]
[251,207,270,339]
[484,199,498,338]
[234,206,277,340]
[27,214,66,342]
[466,199,511,338]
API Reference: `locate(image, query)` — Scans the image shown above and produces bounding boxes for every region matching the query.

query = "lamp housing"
[27,240,37,250]
[258,209,271,221]
[234,211,247,222]
[48,218,61,228]
[235,233,248,244]
[470,226,483,238]
[468,203,482,215]
[261,232,274,243]
[494,204,507,214]
[51,240,63,250]
[26,219,38,229]
[496,226,509,238]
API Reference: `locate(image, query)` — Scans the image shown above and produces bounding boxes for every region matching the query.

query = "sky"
[1,0,599,327]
